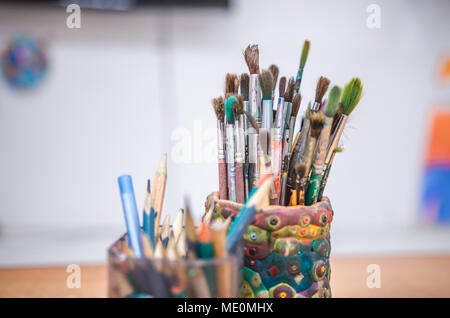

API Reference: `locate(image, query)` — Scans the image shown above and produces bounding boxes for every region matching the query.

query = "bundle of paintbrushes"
[212,42,363,207]
[109,153,240,298]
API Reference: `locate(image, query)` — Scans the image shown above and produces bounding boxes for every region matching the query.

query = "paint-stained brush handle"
[235,163,245,203]
[218,159,228,200]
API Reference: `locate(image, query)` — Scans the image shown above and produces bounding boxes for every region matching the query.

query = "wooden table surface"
[1,255,449,298]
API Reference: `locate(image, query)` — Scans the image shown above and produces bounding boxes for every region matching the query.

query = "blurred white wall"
[0,0,449,266]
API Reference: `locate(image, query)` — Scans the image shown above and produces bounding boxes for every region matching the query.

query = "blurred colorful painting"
[1,34,47,90]
[421,109,450,224]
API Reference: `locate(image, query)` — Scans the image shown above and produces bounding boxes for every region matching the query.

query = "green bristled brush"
[295,40,310,94]
[305,86,341,205]
[301,112,324,205]
[320,78,363,200]
[325,78,363,164]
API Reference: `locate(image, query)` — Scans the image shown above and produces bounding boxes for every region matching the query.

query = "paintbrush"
[225,96,237,202]
[244,45,261,192]
[305,86,341,205]
[290,162,307,206]
[287,93,302,154]
[152,153,167,241]
[301,112,325,204]
[233,95,246,203]
[269,64,279,102]
[173,208,184,244]
[118,175,143,258]
[227,175,273,252]
[259,69,274,142]
[258,130,278,202]
[142,179,155,248]
[244,110,260,190]
[210,219,231,297]
[280,93,302,204]
[240,73,250,200]
[295,40,310,94]
[244,45,261,124]
[312,76,330,112]
[322,78,363,194]
[212,97,228,200]
[272,76,286,198]
[326,78,363,161]
[225,73,239,97]
[279,78,296,203]
[160,214,170,248]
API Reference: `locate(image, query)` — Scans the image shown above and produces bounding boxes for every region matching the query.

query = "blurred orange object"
[426,109,450,164]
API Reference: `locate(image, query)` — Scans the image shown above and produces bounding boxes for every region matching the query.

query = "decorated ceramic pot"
[205,192,333,298]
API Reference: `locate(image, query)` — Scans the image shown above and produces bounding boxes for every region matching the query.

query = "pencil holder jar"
[205,192,333,298]
[108,234,241,298]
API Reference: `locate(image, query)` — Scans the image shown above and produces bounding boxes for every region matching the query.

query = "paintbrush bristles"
[259,69,274,100]
[310,112,325,138]
[212,97,225,122]
[299,40,310,69]
[341,78,363,115]
[315,76,330,103]
[232,96,244,118]
[225,73,239,95]
[240,73,249,101]
[269,64,279,91]
[225,96,237,123]
[243,45,259,74]
[284,77,296,103]
[295,162,307,178]
[278,76,286,98]
[291,94,302,117]
[236,95,244,115]
[324,86,342,117]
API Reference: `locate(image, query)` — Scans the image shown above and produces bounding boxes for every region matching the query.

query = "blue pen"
[118,175,143,258]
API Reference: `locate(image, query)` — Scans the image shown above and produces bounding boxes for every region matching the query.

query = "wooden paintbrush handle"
[235,163,245,204]
[218,160,228,200]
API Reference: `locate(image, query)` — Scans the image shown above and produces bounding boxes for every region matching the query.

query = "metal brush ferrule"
[312,101,321,112]
[248,133,258,165]
[283,101,292,128]
[261,99,273,134]
[273,127,283,141]
[325,115,348,164]
[274,97,285,129]
[225,123,235,165]
[217,121,225,160]
[287,117,296,153]
[250,74,261,126]
[238,114,246,161]
[234,120,244,164]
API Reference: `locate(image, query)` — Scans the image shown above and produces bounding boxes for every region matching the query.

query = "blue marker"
[118,175,143,258]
